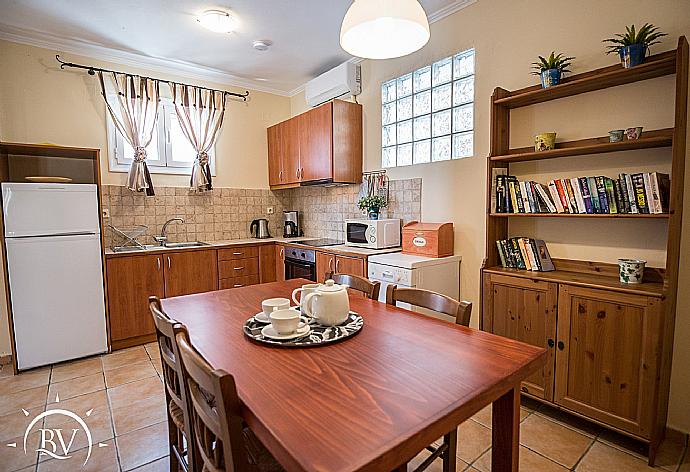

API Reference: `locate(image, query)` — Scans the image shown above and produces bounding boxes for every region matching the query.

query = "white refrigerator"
[2,183,108,370]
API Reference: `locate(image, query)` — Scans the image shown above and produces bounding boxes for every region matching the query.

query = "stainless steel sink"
[111,245,158,253]
[163,241,210,248]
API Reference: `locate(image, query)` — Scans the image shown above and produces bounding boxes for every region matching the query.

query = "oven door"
[346,222,370,246]
[285,259,316,282]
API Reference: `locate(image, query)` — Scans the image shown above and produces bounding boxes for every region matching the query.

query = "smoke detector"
[252,40,273,51]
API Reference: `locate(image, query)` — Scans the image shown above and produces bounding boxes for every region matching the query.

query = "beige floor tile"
[470,404,531,429]
[534,404,602,438]
[0,432,40,472]
[37,439,119,472]
[407,448,468,472]
[104,361,157,388]
[44,390,114,451]
[47,372,105,402]
[50,357,103,383]
[116,421,168,471]
[0,368,51,395]
[456,418,492,463]
[0,406,45,442]
[520,413,594,468]
[597,429,685,470]
[576,441,658,471]
[108,376,164,410]
[130,456,170,471]
[111,394,167,436]
[102,347,150,371]
[0,385,48,416]
[150,356,163,373]
[0,364,15,379]
[144,342,161,360]
[473,445,569,472]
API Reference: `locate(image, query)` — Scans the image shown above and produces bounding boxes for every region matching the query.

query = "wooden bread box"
[402,221,454,258]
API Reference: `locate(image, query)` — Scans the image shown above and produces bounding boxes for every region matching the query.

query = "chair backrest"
[175,330,250,472]
[385,285,472,327]
[330,273,381,300]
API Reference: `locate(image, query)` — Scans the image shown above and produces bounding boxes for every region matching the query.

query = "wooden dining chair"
[175,329,284,472]
[330,273,381,300]
[148,296,195,472]
[385,285,472,472]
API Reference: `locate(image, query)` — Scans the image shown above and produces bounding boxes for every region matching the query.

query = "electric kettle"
[250,219,271,239]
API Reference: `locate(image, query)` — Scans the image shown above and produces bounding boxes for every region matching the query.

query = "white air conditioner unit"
[305,62,361,108]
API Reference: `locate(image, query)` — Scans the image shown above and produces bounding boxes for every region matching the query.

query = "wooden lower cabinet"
[259,244,277,283]
[482,273,557,400]
[106,254,164,348]
[163,250,218,298]
[315,252,365,283]
[555,285,661,437]
[276,244,286,282]
[316,251,335,282]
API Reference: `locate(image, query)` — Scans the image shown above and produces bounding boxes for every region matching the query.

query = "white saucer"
[254,306,300,324]
[260,323,311,340]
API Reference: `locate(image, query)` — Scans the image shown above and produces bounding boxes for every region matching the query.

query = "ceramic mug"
[261,297,290,317]
[618,259,646,284]
[292,283,321,315]
[608,129,625,142]
[534,132,557,152]
[625,127,643,140]
[269,308,307,335]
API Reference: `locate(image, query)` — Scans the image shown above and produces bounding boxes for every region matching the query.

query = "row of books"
[496,238,555,272]
[493,172,670,215]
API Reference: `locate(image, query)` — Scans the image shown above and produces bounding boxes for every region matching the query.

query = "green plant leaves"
[531,51,575,74]
[603,23,667,54]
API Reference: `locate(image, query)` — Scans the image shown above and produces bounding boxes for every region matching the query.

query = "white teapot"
[302,279,350,326]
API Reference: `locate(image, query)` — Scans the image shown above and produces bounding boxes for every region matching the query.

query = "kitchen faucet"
[154,217,184,246]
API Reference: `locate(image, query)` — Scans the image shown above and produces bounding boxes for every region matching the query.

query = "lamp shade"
[340,0,430,59]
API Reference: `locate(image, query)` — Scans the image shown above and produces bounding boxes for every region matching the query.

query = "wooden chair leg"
[167,413,181,472]
[443,428,458,472]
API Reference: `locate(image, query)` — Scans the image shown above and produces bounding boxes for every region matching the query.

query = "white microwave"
[345,219,401,249]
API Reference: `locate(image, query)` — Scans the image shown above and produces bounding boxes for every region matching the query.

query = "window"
[107,100,216,175]
[381,48,475,167]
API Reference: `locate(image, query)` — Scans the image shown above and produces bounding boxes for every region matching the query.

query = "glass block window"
[381,49,475,167]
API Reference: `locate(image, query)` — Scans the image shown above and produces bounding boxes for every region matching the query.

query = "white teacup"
[269,308,307,335]
[292,283,321,314]
[261,297,290,317]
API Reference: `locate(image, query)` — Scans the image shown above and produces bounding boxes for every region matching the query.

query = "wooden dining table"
[161,279,546,472]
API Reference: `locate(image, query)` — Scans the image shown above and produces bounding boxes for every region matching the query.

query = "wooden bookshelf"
[481,37,688,466]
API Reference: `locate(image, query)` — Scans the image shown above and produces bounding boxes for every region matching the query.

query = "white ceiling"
[0,0,474,96]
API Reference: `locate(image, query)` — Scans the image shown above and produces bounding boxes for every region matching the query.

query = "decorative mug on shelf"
[534,132,557,152]
[625,127,643,140]
[608,129,625,142]
[618,259,646,284]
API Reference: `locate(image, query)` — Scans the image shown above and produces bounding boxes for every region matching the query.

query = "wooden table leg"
[491,387,520,472]
[443,428,458,472]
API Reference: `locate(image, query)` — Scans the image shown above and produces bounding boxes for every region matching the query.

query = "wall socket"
[266,206,274,215]
[102,208,110,218]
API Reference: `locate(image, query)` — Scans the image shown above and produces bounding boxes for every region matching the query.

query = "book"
[496,238,554,272]
[523,238,539,271]
[604,178,618,214]
[528,239,542,270]
[548,181,565,213]
[564,179,578,213]
[624,173,639,214]
[617,175,630,213]
[496,240,507,267]
[510,238,526,269]
[652,172,670,213]
[631,173,648,213]
[508,180,519,213]
[525,182,538,213]
[643,173,655,214]
[578,177,593,214]
[595,176,609,213]
[554,179,570,213]
[536,183,557,213]
[587,177,601,214]
[491,168,508,213]
[519,181,532,213]
[518,238,532,270]
[534,239,555,271]
[502,240,515,268]
[570,177,586,213]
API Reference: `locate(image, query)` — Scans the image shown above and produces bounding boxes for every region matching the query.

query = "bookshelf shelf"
[489,212,670,218]
[490,128,673,163]
[493,50,676,109]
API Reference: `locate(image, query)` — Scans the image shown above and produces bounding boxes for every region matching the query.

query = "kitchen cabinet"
[316,251,334,282]
[259,244,277,283]
[267,100,362,189]
[106,254,164,349]
[275,244,286,281]
[163,250,218,298]
[481,273,557,400]
[316,251,365,283]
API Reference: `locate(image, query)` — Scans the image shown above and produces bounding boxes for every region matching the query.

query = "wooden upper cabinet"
[106,254,164,344]
[267,99,362,189]
[299,102,333,182]
[163,250,218,298]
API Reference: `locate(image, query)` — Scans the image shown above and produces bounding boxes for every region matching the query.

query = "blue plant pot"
[619,44,647,68]
[367,209,380,220]
[540,68,561,88]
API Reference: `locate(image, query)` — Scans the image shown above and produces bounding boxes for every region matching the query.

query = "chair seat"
[169,400,185,431]
[243,427,285,472]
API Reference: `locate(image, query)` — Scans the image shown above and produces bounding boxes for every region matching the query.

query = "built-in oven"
[284,246,316,282]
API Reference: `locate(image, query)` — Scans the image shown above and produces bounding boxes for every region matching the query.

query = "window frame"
[381,48,475,168]
[107,98,217,176]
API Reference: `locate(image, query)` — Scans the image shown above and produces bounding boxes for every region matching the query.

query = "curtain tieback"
[134,146,148,162]
[196,151,210,165]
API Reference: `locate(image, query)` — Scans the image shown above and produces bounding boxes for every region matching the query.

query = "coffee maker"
[283,210,300,238]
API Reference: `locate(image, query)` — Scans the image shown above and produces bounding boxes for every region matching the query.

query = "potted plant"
[358,195,388,220]
[603,23,666,68]
[531,51,574,88]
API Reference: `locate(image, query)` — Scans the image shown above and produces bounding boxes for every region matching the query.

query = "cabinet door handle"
[156,257,161,271]
[280,248,284,259]
[296,168,300,179]
[167,256,171,270]
[547,339,555,348]
[335,259,340,272]
[557,341,565,350]
[233,252,243,256]
[234,266,244,271]
[234,284,243,288]
[279,170,283,181]
[329,257,334,271]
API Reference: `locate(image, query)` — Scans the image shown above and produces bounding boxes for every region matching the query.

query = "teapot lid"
[320,279,347,292]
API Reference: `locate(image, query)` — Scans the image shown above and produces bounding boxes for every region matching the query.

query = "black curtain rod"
[55,55,250,101]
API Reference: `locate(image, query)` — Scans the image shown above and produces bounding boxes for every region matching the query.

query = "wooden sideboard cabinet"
[267,100,362,189]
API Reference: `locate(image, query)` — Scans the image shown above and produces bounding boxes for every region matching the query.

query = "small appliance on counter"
[250,218,271,239]
[402,221,454,258]
[283,210,300,238]
[345,218,401,249]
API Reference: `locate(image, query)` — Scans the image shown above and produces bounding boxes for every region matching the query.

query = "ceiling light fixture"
[340,0,430,59]
[252,40,273,51]
[197,9,238,33]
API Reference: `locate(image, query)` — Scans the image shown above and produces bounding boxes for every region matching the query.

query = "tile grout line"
[102,355,124,472]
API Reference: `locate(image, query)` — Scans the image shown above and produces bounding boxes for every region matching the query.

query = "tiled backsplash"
[101,178,421,248]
